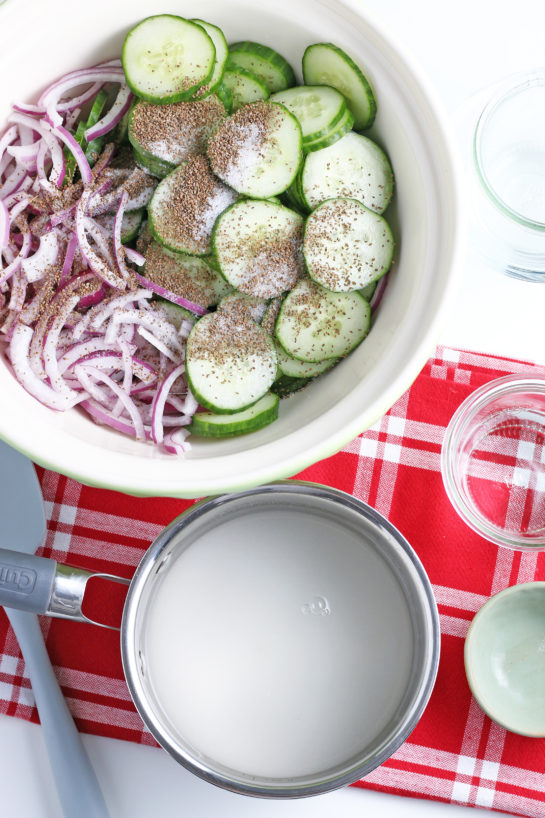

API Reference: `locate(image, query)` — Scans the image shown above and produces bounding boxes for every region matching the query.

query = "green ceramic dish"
[465,582,545,737]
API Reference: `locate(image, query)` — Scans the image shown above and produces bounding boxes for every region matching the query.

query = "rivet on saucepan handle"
[0,547,129,630]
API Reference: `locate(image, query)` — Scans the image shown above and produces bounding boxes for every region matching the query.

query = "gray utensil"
[0,439,109,818]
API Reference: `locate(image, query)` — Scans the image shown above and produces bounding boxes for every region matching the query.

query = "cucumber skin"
[122,15,216,104]
[271,375,311,397]
[228,41,296,92]
[303,108,355,153]
[131,140,176,179]
[221,66,270,110]
[188,393,279,437]
[302,42,377,130]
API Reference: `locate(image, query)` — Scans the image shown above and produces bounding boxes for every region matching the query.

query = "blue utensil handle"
[0,547,56,613]
[6,608,110,818]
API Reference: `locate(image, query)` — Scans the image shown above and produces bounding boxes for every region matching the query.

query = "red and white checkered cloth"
[1,346,545,817]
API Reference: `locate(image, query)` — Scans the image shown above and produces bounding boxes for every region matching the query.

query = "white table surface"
[3,1,545,816]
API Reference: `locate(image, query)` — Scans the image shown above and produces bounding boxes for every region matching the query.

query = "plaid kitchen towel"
[1,345,545,817]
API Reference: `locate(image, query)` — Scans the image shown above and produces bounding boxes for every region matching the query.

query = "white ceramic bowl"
[0,0,464,498]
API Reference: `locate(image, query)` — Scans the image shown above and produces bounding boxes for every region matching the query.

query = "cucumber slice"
[65,90,108,182]
[186,312,277,413]
[218,292,269,323]
[302,43,376,130]
[275,341,337,378]
[221,66,270,111]
[215,83,234,114]
[271,375,310,397]
[190,19,229,96]
[300,132,394,214]
[228,41,295,93]
[189,392,279,437]
[153,298,198,329]
[359,281,377,301]
[276,278,370,362]
[122,15,216,103]
[128,95,226,179]
[270,86,346,144]
[148,155,237,255]
[144,241,233,308]
[208,102,302,198]
[302,106,354,153]
[212,199,304,298]
[303,197,394,291]
[260,297,283,334]
[96,208,144,243]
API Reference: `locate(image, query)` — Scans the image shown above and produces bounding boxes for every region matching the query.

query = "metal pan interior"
[121,482,439,798]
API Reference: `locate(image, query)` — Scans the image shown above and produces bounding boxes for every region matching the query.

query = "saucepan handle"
[0,547,129,629]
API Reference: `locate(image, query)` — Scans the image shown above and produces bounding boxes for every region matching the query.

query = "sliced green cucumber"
[215,83,234,114]
[212,199,304,298]
[144,241,233,308]
[186,311,277,413]
[221,66,269,110]
[300,132,394,213]
[228,41,295,93]
[301,106,354,153]
[270,86,346,144]
[275,341,337,378]
[96,208,144,243]
[275,278,370,362]
[148,155,237,255]
[271,375,310,397]
[208,101,302,198]
[189,392,279,437]
[218,292,269,323]
[65,90,108,182]
[303,197,394,291]
[359,281,377,301]
[122,15,216,103]
[190,19,229,96]
[128,95,226,178]
[152,298,198,328]
[260,297,283,334]
[302,42,376,130]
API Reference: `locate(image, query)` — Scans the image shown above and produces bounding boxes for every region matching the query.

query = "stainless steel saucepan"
[0,480,440,799]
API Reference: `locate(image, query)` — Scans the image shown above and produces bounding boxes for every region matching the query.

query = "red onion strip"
[151,364,185,445]
[79,398,152,440]
[77,365,145,439]
[53,125,92,185]
[43,293,81,395]
[10,323,88,411]
[0,200,8,250]
[84,85,133,141]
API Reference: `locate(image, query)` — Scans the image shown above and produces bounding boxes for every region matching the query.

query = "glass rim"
[473,68,545,232]
[441,374,545,550]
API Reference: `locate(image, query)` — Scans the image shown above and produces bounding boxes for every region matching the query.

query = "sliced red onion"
[73,364,110,403]
[10,323,88,411]
[137,326,182,364]
[78,280,108,309]
[112,190,132,281]
[163,428,191,455]
[75,193,127,289]
[151,364,185,445]
[8,267,27,311]
[1,165,28,199]
[85,85,133,141]
[0,126,18,169]
[124,247,145,267]
[77,364,145,439]
[21,229,59,283]
[7,142,40,168]
[58,338,119,374]
[132,271,208,316]
[112,338,134,417]
[43,293,81,395]
[15,81,103,118]
[0,218,31,286]
[80,398,152,440]
[0,200,8,250]
[53,125,92,185]
[59,232,78,287]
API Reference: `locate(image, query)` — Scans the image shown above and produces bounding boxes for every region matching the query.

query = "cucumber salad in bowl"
[0,13,395,455]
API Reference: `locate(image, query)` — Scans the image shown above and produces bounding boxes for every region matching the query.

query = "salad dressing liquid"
[143,507,414,779]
